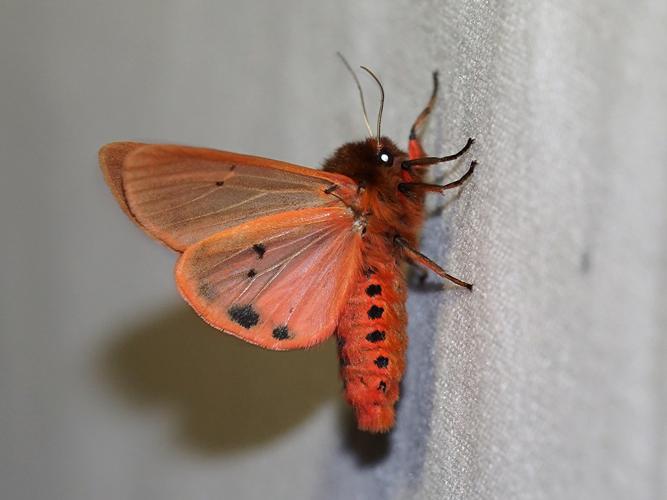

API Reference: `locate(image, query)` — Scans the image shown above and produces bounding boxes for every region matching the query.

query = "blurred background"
[1,1,665,499]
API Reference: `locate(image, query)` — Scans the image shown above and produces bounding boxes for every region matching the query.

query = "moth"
[99,59,475,433]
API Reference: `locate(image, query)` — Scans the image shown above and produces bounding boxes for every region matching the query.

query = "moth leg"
[402,139,475,172]
[407,161,475,217]
[405,71,475,186]
[395,236,472,290]
[399,161,476,196]
[430,139,475,184]
[408,71,439,160]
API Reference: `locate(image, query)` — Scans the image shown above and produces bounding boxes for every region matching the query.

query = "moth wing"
[99,142,143,222]
[99,142,359,251]
[175,206,363,350]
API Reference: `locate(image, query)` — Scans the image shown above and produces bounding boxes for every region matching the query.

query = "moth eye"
[377,148,393,166]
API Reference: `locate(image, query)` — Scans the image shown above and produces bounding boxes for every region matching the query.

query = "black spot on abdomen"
[228,304,260,329]
[374,356,389,368]
[367,305,384,319]
[366,330,385,342]
[365,284,382,297]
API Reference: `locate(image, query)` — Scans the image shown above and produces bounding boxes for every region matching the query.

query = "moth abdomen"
[335,237,407,433]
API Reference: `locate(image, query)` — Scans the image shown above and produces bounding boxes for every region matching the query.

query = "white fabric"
[1,1,665,499]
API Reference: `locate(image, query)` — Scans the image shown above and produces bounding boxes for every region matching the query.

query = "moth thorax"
[352,214,367,234]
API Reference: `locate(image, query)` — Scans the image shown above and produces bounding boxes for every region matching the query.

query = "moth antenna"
[337,52,373,138]
[360,65,385,150]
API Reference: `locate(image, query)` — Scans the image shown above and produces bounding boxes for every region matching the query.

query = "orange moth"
[99,59,475,433]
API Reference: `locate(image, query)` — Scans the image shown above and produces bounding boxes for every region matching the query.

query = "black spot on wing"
[365,284,382,297]
[247,268,256,278]
[228,304,260,329]
[272,325,290,340]
[252,243,266,259]
[378,381,387,392]
[215,180,225,186]
[374,356,389,368]
[198,282,217,301]
[366,330,385,342]
[367,305,384,319]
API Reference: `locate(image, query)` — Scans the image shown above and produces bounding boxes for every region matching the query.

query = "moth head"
[322,136,406,181]
[334,57,404,172]
[377,145,394,167]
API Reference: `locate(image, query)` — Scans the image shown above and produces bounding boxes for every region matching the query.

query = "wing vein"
[204,219,332,277]
[283,230,351,324]
[164,192,268,227]
[142,184,226,215]
[228,226,333,303]
[236,226,338,305]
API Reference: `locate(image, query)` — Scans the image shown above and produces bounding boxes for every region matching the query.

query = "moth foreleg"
[408,71,439,160]
[398,160,476,195]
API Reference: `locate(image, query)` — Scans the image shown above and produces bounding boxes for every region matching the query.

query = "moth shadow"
[338,407,391,466]
[100,304,340,454]
[407,278,446,293]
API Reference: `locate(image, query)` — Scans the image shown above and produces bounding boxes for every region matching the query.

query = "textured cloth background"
[1,1,666,499]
